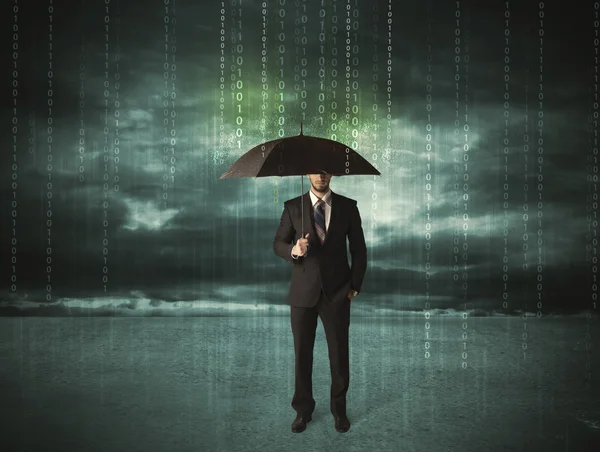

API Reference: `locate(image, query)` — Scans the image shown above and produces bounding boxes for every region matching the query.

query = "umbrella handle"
[301,175,304,238]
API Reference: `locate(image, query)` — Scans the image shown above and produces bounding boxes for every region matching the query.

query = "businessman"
[273,172,367,433]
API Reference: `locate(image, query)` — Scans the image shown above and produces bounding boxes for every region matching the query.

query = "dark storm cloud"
[0,0,595,315]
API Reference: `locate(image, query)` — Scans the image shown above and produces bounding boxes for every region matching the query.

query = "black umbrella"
[219,123,381,236]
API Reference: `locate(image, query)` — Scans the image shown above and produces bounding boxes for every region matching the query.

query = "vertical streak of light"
[11,0,19,297]
[46,1,54,303]
[461,3,469,373]
[522,66,529,358]
[424,0,434,364]
[587,0,600,392]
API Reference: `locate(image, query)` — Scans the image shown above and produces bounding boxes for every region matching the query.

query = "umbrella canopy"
[219,124,381,236]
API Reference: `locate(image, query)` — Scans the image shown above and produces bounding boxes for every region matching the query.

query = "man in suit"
[273,172,367,433]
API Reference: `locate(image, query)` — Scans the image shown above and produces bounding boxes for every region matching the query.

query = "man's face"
[307,173,332,193]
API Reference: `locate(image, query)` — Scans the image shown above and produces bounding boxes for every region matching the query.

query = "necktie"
[314,199,326,244]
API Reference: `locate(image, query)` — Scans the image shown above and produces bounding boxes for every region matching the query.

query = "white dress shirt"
[291,188,331,258]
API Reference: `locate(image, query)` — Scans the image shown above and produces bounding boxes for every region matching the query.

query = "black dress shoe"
[334,415,350,433]
[291,414,312,433]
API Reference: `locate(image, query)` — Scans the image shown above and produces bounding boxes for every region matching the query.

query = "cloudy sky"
[0,0,595,315]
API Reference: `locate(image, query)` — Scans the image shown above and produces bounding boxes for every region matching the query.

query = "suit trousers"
[290,288,351,418]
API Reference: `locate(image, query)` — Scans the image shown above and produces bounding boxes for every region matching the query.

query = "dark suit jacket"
[273,190,367,307]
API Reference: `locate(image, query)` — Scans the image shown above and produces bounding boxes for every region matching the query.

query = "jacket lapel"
[323,191,336,246]
[301,191,314,241]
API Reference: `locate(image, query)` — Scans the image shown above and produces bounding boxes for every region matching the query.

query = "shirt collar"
[309,188,332,207]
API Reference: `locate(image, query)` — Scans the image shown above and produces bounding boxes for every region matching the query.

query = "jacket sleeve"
[348,200,367,292]
[273,202,304,264]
